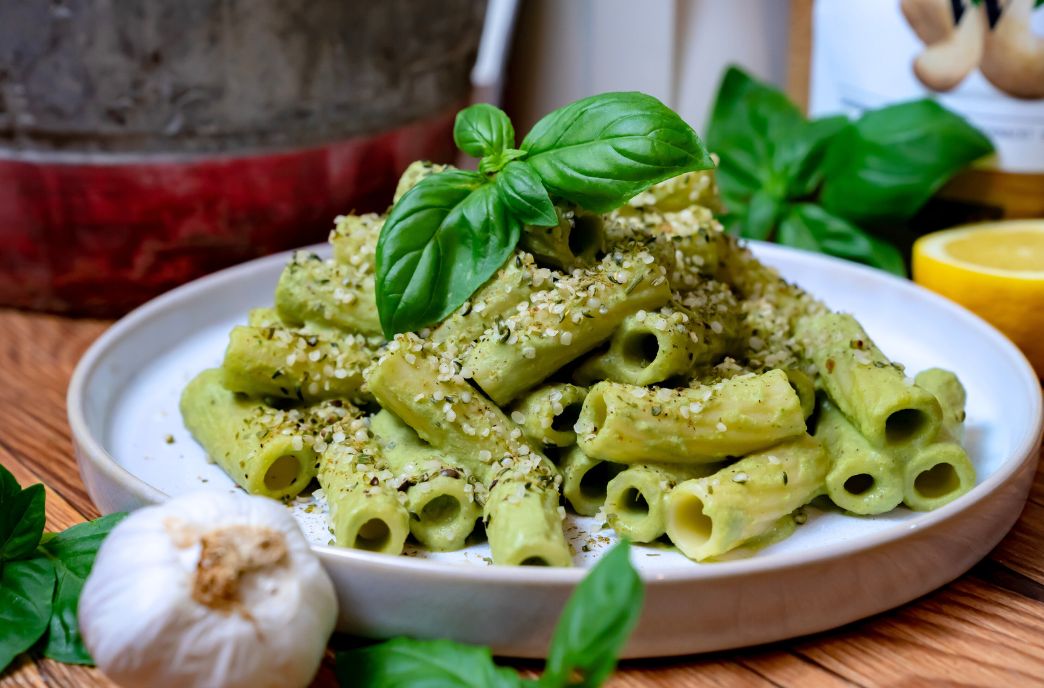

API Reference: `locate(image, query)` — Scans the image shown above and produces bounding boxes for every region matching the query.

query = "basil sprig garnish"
[707,66,993,276]
[337,540,644,688]
[0,463,126,671]
[376,94,713,337]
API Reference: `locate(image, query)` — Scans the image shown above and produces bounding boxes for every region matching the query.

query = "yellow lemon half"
[913,220,1044,376]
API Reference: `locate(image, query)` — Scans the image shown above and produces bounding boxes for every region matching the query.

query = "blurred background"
[1,0,1041,316]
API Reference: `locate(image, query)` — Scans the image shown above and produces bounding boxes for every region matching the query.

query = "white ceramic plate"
[68,242,1043,658]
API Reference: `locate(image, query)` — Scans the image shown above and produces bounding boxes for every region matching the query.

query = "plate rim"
[67,241,1044,585]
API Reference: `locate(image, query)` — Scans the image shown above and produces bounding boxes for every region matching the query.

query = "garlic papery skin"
[79,491,337,688]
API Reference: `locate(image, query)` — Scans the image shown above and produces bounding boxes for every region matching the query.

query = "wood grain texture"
[1,308,1042,688]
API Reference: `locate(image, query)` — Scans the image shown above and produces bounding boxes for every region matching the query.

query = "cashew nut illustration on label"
[902,0,1044,99]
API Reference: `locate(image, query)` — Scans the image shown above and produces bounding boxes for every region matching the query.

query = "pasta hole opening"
[579,462,613,501]
[672,493,713,549]
[569,214,603,259]
[915,463,960,499]
[420,495,461,525]
[620,487,650,516]
[520,556,551,566]
[585,389,607,433]
[885,409,929,444]
[843,473,875,496]
[353,519,391,552]
[621,332,661,368]
[552,403,583,433]
[264,455,300,491]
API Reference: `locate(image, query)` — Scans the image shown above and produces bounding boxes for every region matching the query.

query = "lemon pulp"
[913,221,1044,376]
[944,229,1044,273]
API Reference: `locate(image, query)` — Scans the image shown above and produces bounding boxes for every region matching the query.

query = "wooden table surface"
[2,308,1042,688]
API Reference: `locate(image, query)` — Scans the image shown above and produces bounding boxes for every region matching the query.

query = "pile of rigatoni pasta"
[181,162,976,566]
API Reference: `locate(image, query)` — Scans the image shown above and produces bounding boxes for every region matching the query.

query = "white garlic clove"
[79,491,338,688]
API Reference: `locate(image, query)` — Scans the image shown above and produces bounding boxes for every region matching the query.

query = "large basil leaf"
[707,67,804,199]
[819,100,993,225]
[495,161,558,227]
[779,204,906,276]
[454,103,515,159]
[0,465,45,562]
[707,68,848,209]
[541,541,644,688]
[376,171,521,336]
[0,557,54,672]
[337,637,524,688]
[522,92,713,212]
[39,513,126,664]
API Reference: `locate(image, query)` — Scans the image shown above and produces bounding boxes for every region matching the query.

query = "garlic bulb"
[79,491,337,688]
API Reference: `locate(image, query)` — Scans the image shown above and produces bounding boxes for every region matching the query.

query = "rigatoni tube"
[665,434,829,561]
[275,251,382,337]
[559,446,622,516]
[605,463,718,543]
[221,325,372,403]
[431,252,553,351]
[509,383,588,448]
[329,213,382,269]
[366,335,571,566]
[484,477,572,567]
[576,371,807,464]
[816,399,904,515]
[318,415,410,555]
[903,368,975,511]
[798,313,941,449]
[179,369,333,499]
[370,410,482,551]
[519,206,606,269]
[464,248,672,405]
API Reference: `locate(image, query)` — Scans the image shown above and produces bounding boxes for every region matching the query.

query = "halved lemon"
[913,220,1044,376]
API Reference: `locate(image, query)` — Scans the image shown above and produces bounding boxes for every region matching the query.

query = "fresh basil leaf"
[779,204,906,276]
[0,557,54,672]
[522,92,713,212]
[376,171,521,336]
[0,463,45,561]
[337,637,524,688]
[0,462,19,500]
[740,191,782,241]
[707,67,849,205]
[38,513,126,664]
[783,116,849,198]
[455,103,515,159]
[707,67,803,197]
[496,162,558,227]
[481,148,528,176]
[819,99,993,225]
[541,541,644,688]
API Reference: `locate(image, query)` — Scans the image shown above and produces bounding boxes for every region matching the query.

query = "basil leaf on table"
[337,637,525,688]
[335,541,645,688]
[818,99,993,225]
[38,513,126,664]
[0,470,45,561]
[496,161,558,227]
[778,204,906,276]
[454,103,515,159]
[522,92,713,212]
[376,171,521,337]
[0,557,55,672]
[541,541,644,688]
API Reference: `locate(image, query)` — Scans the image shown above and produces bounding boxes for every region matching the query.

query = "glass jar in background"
[790,0,1044,228]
